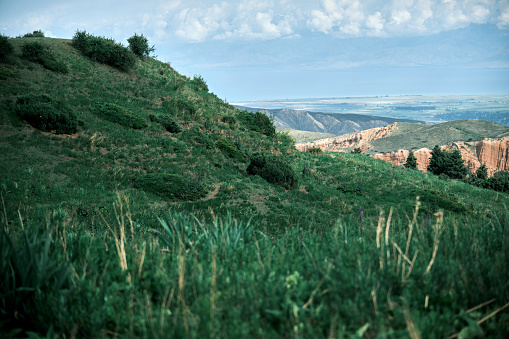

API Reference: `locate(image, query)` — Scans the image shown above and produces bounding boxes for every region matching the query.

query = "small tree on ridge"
[404,151,418,169]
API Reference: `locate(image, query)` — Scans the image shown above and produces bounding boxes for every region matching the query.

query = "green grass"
[1,35,509,338]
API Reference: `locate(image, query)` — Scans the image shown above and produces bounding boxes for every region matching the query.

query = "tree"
[404,151,418,169]
[127,33,155,58]
[351,147,362,154]
[427,146,468,179]
[475,164,488,180]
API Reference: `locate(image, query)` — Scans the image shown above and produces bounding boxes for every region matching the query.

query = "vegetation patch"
[237,110,276,137]
[182,126,215,149]
[247,151,298,189]
[149,113,182,133]
[215,137,246,162]
[134,173,208,201]
[71,30,136,72]
[14,94,78,134]
[90,102,147,129]
[162,97,196,117]
[417,188,469,214]
[21,41,68,74]
[0,34,14,60]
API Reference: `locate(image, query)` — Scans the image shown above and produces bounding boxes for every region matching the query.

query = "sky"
[1,0,509,101]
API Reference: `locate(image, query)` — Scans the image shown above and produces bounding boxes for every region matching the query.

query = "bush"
[150,113,182,133]
[307,147,323,154]
[216,138,246,162]
[0,34,14,60]
[15,94,78,134]
[162,97,196,117]
[134,173,207,201]
[21,41,68,74]
[190,75,208,92]
[237,110,275,137]
[246,152,298,189]
[182,126,215,149]
[72,30,136,72]
[23,30,45,38]
[90,102,147,129]
[351,147,363,154]
[127,33,155,58]
[486,171,509,193]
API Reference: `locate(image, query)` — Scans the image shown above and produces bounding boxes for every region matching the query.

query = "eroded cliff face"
[372,139,509,176]
[296,123,398,153]
[296,126,509,176]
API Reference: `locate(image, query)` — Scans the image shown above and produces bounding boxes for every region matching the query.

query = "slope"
[0,34,508,338]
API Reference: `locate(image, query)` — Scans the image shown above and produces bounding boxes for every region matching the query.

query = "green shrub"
[150,113,182,133]
[0,34,14,60]
[486,171,509,193]
[246,152,298,189]
[418,188,470,214]
[162,97,196,116]
[134,173,207,201]
[351,147,363,154]
[72,30,136,72]
[23,30,45,38]
[221,115,236,125]
[90,102,147,129]
[127,33,155,58]
[21,41,68,74]
[190,75,208,92]
[306,147,323,154]
[216,137,246,162]
[182,126,215,149]
[15,94,78,134]
[237,110,275,137]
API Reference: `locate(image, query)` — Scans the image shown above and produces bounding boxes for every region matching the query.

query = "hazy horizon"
[2,1,508,101]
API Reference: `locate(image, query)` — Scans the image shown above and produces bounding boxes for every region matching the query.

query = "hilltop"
[1,34,509,338]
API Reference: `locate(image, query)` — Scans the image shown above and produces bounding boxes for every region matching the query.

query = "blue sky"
[1,0,508,101]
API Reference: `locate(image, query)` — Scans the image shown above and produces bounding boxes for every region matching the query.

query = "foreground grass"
[1,197,508,338]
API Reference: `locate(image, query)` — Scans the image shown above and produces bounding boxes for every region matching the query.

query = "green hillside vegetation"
[368,120,509,154]
[1,33,509,338]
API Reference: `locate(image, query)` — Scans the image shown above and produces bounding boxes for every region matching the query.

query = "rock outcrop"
[296,123,399,153]
[296,124,509,176]
[373,138,509,177]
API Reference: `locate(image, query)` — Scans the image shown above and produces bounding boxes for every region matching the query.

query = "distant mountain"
[235,106,425,136]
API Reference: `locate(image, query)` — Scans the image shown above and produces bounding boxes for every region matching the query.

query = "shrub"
[216,138,246,162]
[237,110,275,137]
[486,171,509,193]
[127,33,155,58]
[150,113,182,133]
[21,41,68,74]
[0,34,14,60]
[307,147,323,154]
[351,147,363,154]
[246,152,298,189]
[23,30,45,38]
[15,94,78,134]
[404,151,418,169]
[182,126,215,149]
[190,75,208,92]
[221,115,236,125]
[72,30,136,72]
[475,164,488,180]
[134,173,207,201]
[90,102,147,129]
[162,97,197,117]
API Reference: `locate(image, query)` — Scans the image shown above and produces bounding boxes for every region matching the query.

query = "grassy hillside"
[368,120,509,154]
[1,35,509,338]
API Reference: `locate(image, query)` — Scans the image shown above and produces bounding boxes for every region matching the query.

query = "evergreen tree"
[475,164,488,180]
[427,146,468,179]
[404,151,418,169]
[427,145,445,175]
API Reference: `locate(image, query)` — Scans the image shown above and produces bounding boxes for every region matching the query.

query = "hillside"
[1,34,509,338]
[236,106,425,136]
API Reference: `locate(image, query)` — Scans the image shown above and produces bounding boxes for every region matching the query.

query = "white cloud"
[366,11,385,36]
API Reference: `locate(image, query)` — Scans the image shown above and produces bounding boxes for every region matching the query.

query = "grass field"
[1,35,508,338]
